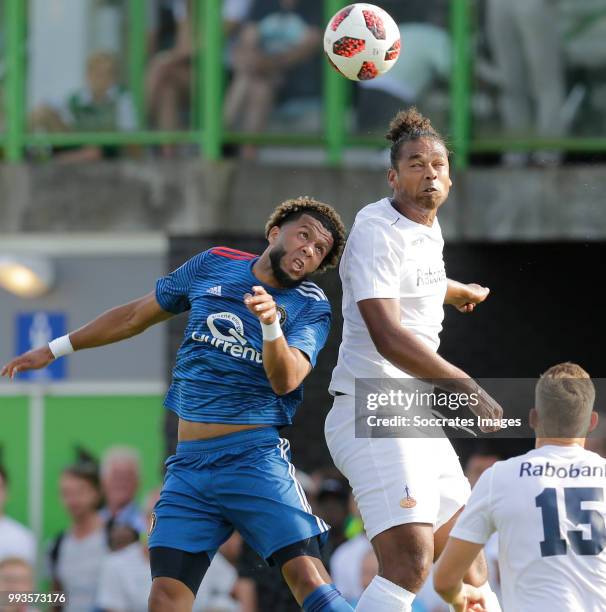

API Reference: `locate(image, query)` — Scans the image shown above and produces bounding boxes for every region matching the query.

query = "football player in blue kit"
[2,197,351,612]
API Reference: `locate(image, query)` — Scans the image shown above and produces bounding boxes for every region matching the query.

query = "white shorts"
[325,394,471,541]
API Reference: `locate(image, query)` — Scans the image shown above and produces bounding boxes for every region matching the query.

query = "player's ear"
[387,167,397,190]
[267,225,280,245]
[529,407,538,431]
[588,411,599,434]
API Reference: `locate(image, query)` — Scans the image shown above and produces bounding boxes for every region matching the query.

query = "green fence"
[1,0,605,169]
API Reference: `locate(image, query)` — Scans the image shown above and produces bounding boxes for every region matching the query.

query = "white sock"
[355,576,415,612]
[478,581,502,612]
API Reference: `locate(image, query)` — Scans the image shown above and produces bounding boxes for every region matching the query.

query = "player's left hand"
[450,583,487,612]
[244,286,277,324]
[454,283,490,314]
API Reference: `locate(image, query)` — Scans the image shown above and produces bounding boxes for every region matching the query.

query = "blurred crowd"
[0,0,602,164]
[1,435,605,611]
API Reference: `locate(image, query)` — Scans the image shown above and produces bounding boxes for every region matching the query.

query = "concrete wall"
[1,159,605,239]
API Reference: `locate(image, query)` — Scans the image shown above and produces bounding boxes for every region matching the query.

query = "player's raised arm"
[357,297,502,430]
[1,292,173,380]
[244,286,313,395]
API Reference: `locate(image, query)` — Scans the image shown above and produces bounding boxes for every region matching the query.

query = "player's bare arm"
[445,280,490,313]
[244,286,311,395]
[357,297,503,431]
[1,291,173,380]
[433,537,486,611]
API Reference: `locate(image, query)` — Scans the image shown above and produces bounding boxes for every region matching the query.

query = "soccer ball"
[324,3,401,81]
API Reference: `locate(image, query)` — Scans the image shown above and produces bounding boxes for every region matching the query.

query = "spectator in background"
[330,531,372,605]
[146,0,192,153]
[224,0,322,159]
[145,0,254,157]
[0,466,36,565]
[357,22,451,134]
[106,516,140,553]
[0,558,38,612]
[97,489,256,612]
[49,461,109,612]
[485,0,566,166]
[28,52,136,162]
[99,447,146,536]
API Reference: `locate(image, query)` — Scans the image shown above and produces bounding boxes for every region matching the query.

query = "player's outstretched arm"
[1,291,173,380]
[358,297,503,431]
[244,287,312,395]
[445,279,490,313]
[433,537,486,612]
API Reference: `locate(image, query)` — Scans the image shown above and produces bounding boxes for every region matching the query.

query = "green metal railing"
[2,0,605,168]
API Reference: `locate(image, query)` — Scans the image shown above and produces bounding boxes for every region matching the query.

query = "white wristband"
[48,335,74,359]
[261,318,283,342]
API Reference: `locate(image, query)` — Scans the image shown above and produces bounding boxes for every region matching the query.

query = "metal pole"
[323,0,348,165]
[202,0,223,160]
[5,0,26,162]
[28,386,45,576]
[127,0,147,128]
[450,0,472,171]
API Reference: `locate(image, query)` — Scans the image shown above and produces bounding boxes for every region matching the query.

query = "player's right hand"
[471,386,504,433]
[451,583,487,612]
[1,346,55,380]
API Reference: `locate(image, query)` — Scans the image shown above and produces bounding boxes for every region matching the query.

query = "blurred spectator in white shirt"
[330,535,372,605]
[0,466,36,565]
[48,460,109,612]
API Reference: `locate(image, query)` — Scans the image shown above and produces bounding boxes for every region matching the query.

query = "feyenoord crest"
[148,512,157,536]
[276,305,288,324]
[400,485,417,509]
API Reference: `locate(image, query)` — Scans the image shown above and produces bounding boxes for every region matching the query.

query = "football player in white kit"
[325,107,503,611]
[435,362,606,611]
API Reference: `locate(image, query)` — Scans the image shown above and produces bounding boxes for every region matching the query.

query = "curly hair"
[265,196,346,273]
[386,106,448,168]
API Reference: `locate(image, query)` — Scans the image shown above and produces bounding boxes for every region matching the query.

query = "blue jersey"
[155,246,331,426]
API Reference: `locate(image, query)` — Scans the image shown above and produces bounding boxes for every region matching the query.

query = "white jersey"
[329,198,447,395]
[451,445,606,612]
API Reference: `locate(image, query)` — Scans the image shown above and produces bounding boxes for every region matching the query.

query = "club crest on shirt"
[148,512,157,536]
[276,305,287,324]
[400,485,417,508]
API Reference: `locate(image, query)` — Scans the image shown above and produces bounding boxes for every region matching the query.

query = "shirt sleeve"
[96,556,128,611]
[155,251,208,314]
[450,467,496,545]
[345,218,402,302]
[286,301,331,368]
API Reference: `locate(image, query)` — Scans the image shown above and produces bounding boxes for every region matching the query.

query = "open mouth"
[293,258,305,273]
[423,187,438,194]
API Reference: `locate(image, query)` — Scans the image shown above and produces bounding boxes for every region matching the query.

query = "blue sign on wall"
[16,312,67,380]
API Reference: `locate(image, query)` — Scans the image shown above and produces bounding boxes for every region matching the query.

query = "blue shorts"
[149,427,329,562]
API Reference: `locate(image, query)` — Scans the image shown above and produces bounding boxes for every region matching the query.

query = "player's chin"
[418,191,446,207]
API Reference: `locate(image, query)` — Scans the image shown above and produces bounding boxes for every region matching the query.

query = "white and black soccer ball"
[324,3,401,81]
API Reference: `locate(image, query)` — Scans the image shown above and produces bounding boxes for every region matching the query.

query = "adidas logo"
[207,286,222,296]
